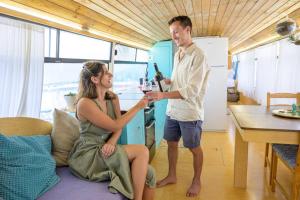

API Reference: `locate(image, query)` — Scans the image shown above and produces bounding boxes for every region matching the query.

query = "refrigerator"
[193,37,228,131]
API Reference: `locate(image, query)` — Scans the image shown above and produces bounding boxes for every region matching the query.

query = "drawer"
[144,107,155,124]
[145,119,155,148]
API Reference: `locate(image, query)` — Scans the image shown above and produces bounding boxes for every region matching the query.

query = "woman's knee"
[138,145,149,159]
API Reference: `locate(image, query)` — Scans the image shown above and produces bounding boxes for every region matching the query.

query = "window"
[59,31,111,60]
[136,49,149,62]
[40,63,83,121]
[115,44,136,61]
[44,28,57,57]
[113,63,147,93]
[42,29,113,120]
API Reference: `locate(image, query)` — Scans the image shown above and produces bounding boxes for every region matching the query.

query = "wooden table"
[229,105,300,188]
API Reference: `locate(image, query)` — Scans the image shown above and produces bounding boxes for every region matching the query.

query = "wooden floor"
[151,106,293,200]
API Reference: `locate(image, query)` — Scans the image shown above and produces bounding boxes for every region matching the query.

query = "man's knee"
[167,141,179,148]
[189,146,202,155]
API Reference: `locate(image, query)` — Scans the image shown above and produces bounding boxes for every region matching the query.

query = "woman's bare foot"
[186,181,201,197]
[156,176,177,188]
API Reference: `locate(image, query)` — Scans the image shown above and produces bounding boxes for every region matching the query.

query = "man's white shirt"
[166,43,210,121]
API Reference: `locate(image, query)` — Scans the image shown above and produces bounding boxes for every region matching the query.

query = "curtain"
[0,16,44,117]
[254,43,278,105]
[237,50,256,98]
[277,39,300,92]
[275,39,300,105]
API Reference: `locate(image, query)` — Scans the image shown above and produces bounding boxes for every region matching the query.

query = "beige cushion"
[51,108,80,166]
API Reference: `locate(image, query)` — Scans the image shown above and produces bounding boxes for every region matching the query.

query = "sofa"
[0,116,127,200]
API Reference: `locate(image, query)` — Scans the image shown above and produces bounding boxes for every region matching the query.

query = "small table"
[229,105,300,188]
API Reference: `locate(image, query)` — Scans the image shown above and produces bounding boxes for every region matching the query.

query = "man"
[147,16,210,197]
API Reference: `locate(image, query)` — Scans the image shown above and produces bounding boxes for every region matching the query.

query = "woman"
[68,61,155,200]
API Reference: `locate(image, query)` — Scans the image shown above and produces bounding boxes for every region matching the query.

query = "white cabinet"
[193,37,228,131]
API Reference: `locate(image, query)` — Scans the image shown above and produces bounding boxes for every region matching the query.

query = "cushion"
[0,134,60,200]
[0,117,52,136]
[51,108,80,166]
[38,167,126,200]
[273,144,299,168]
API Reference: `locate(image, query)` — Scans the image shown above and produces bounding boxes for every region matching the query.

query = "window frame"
[114,43,137,62]
[44,29,112,64]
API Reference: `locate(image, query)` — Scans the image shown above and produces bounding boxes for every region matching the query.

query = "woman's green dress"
[68,99,156,199]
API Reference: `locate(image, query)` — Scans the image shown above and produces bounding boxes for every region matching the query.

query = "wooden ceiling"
[1,0,300,53]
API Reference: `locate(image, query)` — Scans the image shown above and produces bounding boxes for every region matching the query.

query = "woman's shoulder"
[77,97,97,109]
[78,97,94,104]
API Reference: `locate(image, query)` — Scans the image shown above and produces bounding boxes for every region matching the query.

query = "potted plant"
[64,92,77,111]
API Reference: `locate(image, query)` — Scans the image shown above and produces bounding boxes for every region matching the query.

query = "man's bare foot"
[186,181,201,197]
[156,176,177,188]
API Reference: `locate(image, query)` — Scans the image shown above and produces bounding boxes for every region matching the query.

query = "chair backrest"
[266,92,300,108]
[0,117,52,136]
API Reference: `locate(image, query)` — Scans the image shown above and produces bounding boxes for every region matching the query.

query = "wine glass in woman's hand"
[140,80,152,108]
[141,80,152,94]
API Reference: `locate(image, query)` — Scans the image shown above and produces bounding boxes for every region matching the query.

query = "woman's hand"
[101,143,116,159]
[137,96,149,109]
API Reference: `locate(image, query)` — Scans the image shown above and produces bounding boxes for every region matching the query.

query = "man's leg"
[157,116,181,187]
[179,120,203,197]
[156,141,178,187]
[186,146,203,197]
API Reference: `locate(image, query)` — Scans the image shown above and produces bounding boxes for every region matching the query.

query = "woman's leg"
[142,185,155,200]
[123,145,149,200]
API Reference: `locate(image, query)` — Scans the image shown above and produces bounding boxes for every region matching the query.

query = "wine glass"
[141,79,152,109]
[142,80,152,94]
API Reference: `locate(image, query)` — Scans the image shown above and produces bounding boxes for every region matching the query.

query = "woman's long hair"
[76,61,115,103]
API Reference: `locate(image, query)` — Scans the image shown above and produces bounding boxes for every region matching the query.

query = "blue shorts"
[164,115,203,149]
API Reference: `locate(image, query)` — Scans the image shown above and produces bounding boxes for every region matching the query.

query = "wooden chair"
[264,92,300,169]
[265,92,300,200]
[271,144,300,200]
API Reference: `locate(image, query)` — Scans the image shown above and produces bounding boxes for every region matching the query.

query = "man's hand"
[101,143,116,159]
[146,91,165,101]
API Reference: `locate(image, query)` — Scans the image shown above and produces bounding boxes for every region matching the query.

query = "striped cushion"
[272,144,299,168]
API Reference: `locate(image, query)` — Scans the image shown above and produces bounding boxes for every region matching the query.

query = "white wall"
[193,37,228,131]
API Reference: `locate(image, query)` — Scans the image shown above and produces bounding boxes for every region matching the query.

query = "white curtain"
[254,43,278,105]
[237,50,256,98]
[277,39,300,92]
[274,39,300,105]
[0,16,44,117]
[236,39,300,105]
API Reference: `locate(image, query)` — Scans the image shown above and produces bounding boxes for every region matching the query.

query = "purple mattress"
[38,167,127,200]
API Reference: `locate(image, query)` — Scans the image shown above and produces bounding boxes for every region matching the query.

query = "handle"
[145,107,154,114]
[146,120,155,129]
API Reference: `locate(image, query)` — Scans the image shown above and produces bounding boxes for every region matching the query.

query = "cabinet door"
[148,41,173,79]
[148,40,173,147]
[125,110,145,144]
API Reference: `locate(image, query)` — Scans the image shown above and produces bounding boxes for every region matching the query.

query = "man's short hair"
[168,16,192,32]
